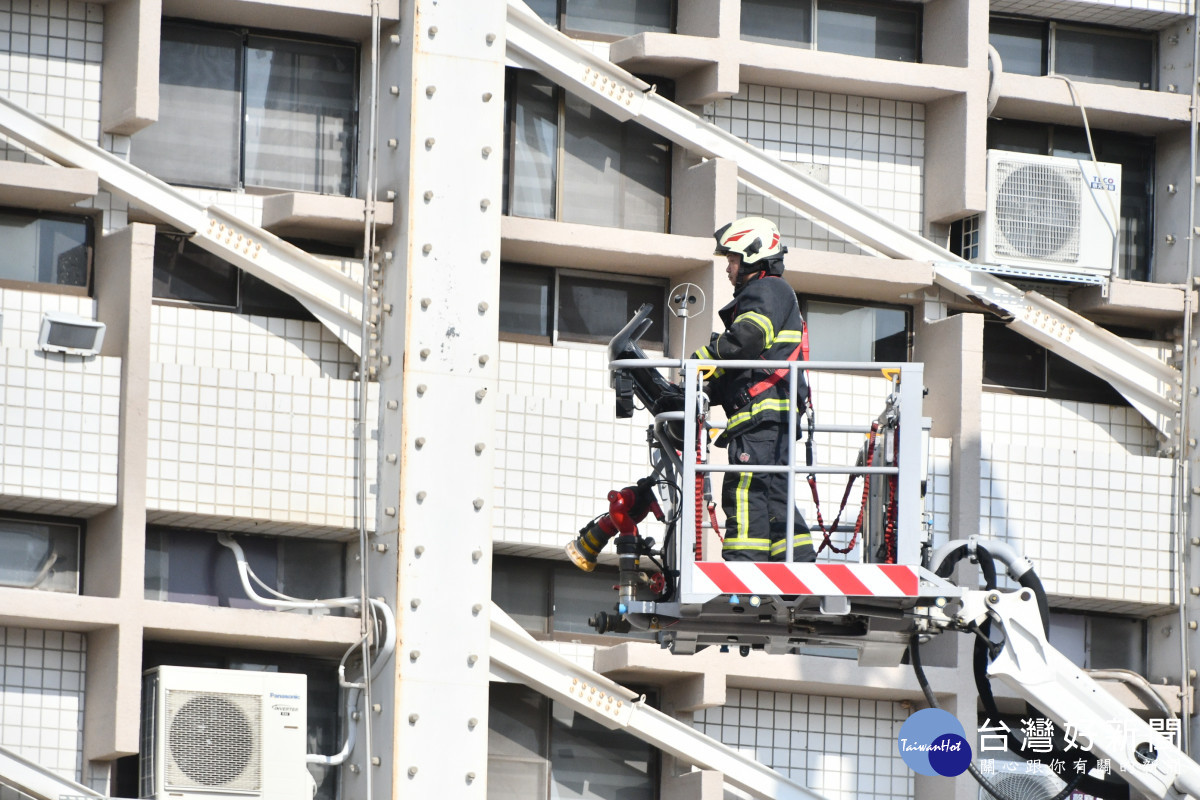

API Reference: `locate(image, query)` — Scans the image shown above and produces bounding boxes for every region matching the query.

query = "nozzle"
[565,538,597,572]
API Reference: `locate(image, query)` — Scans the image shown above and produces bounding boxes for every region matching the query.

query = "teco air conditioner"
[974,149,1122,283]
[37,311,105,356]
[140,666,310,800]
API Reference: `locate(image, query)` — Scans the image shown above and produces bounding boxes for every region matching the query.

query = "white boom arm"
[956,588,1200,800]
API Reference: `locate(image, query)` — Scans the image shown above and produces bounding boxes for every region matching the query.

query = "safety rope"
[811,421,879,556]
[883,424,900,563]
[694,415,705,561]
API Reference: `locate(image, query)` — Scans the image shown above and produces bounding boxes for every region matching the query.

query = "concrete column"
[82,623,144,761]
[101,0,161,136]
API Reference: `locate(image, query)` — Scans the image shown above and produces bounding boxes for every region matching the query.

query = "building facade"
[0,1,1196,799]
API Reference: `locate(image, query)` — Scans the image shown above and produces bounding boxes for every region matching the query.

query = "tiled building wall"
[693,688,914,800]
[0,628,86,784]
[706,85,925,254]
[146,363,375,536]
[981,393,1173,605]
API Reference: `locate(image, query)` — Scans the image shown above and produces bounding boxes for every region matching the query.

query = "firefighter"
[694,216,816,563]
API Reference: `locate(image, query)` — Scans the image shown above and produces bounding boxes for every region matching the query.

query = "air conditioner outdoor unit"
[974,149,1122,283]
[38,311,105,356]
[140,666,310,800]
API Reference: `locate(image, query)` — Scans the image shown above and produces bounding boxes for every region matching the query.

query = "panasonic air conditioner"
[973,149,1122,283]
[140,666,310,800]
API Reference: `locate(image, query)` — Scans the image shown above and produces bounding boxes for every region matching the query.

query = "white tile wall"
[0,0,129,233]
[0,628,86,784]
[927,437,953,549]
[989,0,1190,29]
[705,85,924,254]
[980,392,1172,605]
[151,305,356,380]
[693,688,914,800]
[146,363,375,537]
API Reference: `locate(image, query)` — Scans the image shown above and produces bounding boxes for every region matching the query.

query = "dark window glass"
[817,0,921,62]
[0,211,91,289]
[0,518,80,593]
[988,120,1154,282]
[563,0,672,36]
[982,317,1125,403]
[742,0,813,46]
[1054,26,1154,90]
[491,556,552,633]
[153,234,316,319]
[498,264,553,340]
[526,0,558,26]
[503,68,671,233]
[488,684,550,798]
[133,22,357,195]
[802,298,909,361]
[557,273,665,345]
[499,263,666,347]
[988,18,1045,76]
[144,527,345,608]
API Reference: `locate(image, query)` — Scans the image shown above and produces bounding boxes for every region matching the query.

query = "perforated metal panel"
[164,689,262,792]
[991,159,1082,264]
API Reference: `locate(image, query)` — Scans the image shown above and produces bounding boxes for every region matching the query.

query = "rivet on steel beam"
[420,348,431,359]
[387,400,399,410]
[468,717,479,730]
[482,92,493,102]
[422,244,432,255]
[473,498,485,510]
[409,650,420,661]
[387,138,398,148]
[426,85,436,97]
[415,437,426,448]
[375,543,388,552]
[475,443,486,454]
[384,507,396,517]
[1192,537,1200,546]
[478,301,489,313]
[390,85,400,95]
[423,190,433,202]
[390,33,400,44]
[479,354,490,366]
[480,198,491,211]
[1191,621,1198,631]
[475,388,488,401]
[416,491,427,503]
[383,303,393,314]
[410,598,421,609]
[1191,586,1200,596]
[480,250,491,262]
[349,764,359,774]
[372,757,382,767]
[386,190,396,200]
[424,137,435,149]
[415,545,425,556]
[428,25,437,37]
[481,146,492,158]
[409,713,419,724]
[408,766,418,777]
[373,704,382,713]
[421,298,431,309]
[466,772,476,784]
[486,32,496,44]
[472,603,482,615]
[467,654,479,666]
[416,384,427,395]
[472,549,483,562]
[386,453,398,463]
[382,355,391,366]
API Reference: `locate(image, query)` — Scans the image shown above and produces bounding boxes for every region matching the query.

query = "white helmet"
[713,216,787,267]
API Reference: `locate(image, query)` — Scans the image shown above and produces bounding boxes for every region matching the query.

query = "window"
[987,121,1154,282]
[503,69,672,233]
[981,316,1127,404]
[1048,612,1145,672]
[499,263,668,348]
[524,0,674,37]
[132,21,358,195]
[0,210,91,292]
[144,527,345,610]
[488,683,658,800]
[800,296,909,362]
[988,17,1155,90]
[152,232,315,320]
[492,555,656,642]
[0,517,81,593]
[741,0,922,63]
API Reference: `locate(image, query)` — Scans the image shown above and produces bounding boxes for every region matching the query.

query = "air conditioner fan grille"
[992,161,1081,264]
[165,689,262,792]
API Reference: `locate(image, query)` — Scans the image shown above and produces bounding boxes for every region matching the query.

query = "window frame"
[797,294,912,363]
[527,0,676,40]
[989,15,1156,91]
[502,68,674,233]
[133,18,361,196]
[0,207,94,296]
[0,514,83,594]
[498,262,670,351]
[740,0,923,63]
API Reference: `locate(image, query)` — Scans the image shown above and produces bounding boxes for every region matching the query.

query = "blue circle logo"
[897,708,973,776]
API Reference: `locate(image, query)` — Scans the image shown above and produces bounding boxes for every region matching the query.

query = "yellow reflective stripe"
[735,471,752,537]
[770,535,814,554]
[723,539,771,550]
[726,397,792,431]
[734,311,775,347]
[776,329,804,343]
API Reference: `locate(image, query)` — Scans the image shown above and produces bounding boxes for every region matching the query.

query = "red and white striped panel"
[691,561,919,597]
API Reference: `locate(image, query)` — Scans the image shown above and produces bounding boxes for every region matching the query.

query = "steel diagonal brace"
[503,0,1179,437]
[973,589,1200,800]
[0,94,365,355]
